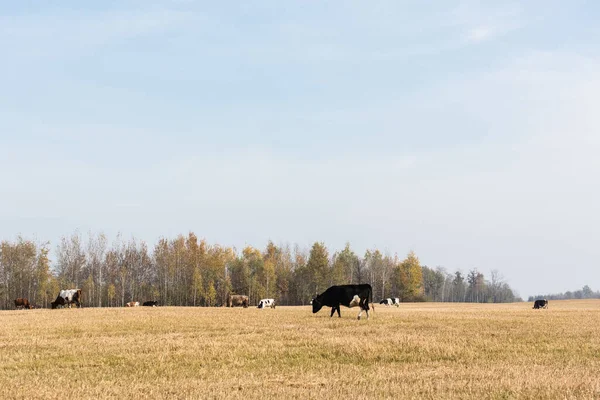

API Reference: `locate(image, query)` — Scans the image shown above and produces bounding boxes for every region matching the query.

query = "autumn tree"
[395,251,424,301]
[55,232,86,288]
[0,231,524,308]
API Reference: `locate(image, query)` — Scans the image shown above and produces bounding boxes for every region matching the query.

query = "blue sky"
[1,1,599,298]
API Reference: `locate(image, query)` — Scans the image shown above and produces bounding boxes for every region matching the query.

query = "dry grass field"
[2,300,600,399]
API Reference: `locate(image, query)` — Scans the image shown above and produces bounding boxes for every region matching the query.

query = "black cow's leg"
[357,298,365,320]
[336,305,341,318]
[361,300,369,320]
[330,307,336,317]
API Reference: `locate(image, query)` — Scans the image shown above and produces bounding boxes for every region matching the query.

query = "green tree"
[334,243,359,284]
[306,242,329,294]
[422,266,445,302]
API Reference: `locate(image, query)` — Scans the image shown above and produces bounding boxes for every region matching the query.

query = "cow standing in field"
[143,301,158,307]
[257,299,276,309]
[380,298,393,306]
[14,298,32,309]
[379,297,400,307]
[51,289,82,309]
[533,299,548,309]
[312,284,373,320]
[227,294,249,308]
[126,301,140,307]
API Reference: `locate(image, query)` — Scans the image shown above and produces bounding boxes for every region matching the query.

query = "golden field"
[1,300,600,399]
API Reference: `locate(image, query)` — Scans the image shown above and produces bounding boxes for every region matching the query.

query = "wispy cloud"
[466,25,495,42]
[450,1,523,44]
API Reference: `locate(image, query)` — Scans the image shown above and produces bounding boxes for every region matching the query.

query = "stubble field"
[1,300,600,399]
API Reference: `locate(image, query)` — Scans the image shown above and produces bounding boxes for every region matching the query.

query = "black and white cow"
[257,298,276,309]
[143,301,158,307]
[379,297,400,307]
[380,298,393,306]
[533,299,548,309]
[51,289,82,309]
[312,284,372,320]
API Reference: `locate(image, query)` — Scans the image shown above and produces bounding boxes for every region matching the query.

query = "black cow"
[312,284,373,320]
[143,301,158,307]
[533,299,548,309]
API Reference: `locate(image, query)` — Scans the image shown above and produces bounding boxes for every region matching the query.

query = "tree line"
[528,285,599,302]
[0,232,522,309]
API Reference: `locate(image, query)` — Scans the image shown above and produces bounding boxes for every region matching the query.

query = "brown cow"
[14,298,32,309]
[227,294,249,308]
[125,301,140,307]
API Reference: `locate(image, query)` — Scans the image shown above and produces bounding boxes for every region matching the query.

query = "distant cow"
[227,294,249,308]
[392,297,400,307]
[51,289,82,309]
[125,301,140,307]
[312,284,373,320]
[380,298,393,306]
[257,298,276,309]
[14,298,32,309]
[143,301,158,307]
[533,299,548,309]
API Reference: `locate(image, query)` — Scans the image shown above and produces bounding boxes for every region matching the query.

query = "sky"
[1,1,599,298]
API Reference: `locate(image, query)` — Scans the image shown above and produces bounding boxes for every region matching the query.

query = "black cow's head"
[312,296,323,313]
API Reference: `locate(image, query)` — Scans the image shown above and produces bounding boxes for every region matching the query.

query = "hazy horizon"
[2,1,599,299]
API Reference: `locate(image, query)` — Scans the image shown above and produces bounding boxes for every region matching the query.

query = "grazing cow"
[312,284,373,320]
[14,298,32,309]
[533,299,548,309]
[380,298,393,306]
[125,301,140,307]
[257,298,276,309]
[51,289,82,309]
[142,301,158,307]
[227,294,249,308]
[392,297,400,307]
